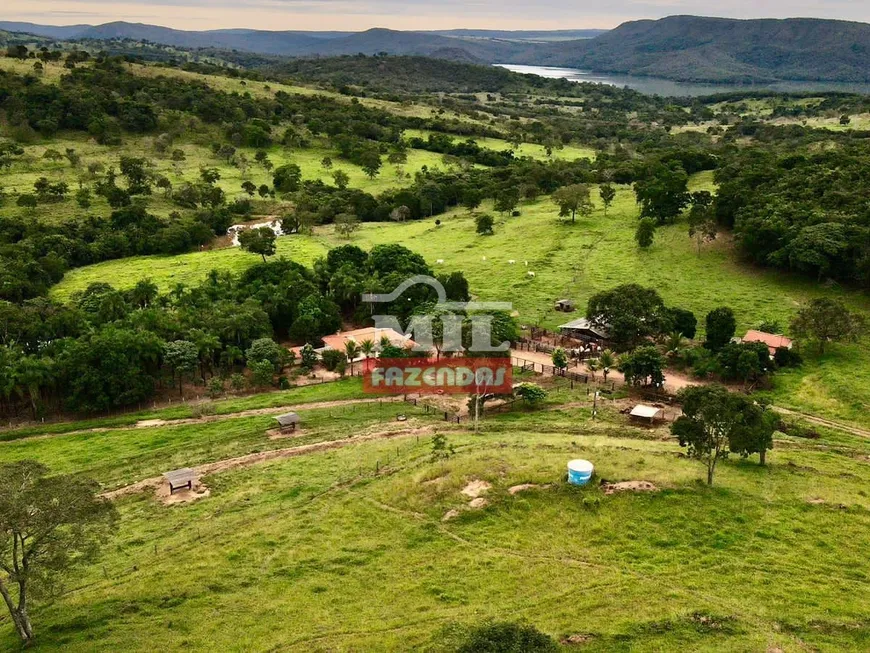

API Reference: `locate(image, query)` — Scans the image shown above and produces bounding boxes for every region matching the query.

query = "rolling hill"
[3,16,870,82]
[528,15,870,83]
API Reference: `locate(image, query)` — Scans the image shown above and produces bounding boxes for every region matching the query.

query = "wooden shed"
[275,412,301,433]
[629,404,664,425]
[554,299,576,313]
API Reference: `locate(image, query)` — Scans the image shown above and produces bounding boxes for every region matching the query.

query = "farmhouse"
[736,330,793,356]
[557,318,610,343]
[318,327,416,361]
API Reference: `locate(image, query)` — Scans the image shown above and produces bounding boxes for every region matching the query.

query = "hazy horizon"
[3,1,870,33]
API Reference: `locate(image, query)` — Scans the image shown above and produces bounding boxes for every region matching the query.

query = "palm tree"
[665,332,684,359]
[344,340,361,375]
[585,358,599,381]
[359,339,376,361]
[599,349,616,382]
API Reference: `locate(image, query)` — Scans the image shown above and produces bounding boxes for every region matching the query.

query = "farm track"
[102,423,436,500]
[0,397,405,443]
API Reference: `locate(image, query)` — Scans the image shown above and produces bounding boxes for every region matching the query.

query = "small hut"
[275,412,301,433]
[554,299,575,313]
[629,404,664,426]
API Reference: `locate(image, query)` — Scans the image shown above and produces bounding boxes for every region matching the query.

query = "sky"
[3,0,869,31]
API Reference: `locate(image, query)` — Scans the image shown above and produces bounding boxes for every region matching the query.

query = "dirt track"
[102,423,435,501]
[3,397,405,443]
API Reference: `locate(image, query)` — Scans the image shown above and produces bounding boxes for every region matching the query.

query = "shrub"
[455,621,558,653]
[321,349,345,372]
[207,377,224,398]
[774,346,802,369]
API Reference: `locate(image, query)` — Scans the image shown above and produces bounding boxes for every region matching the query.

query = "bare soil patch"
[508,483,550,495]
[461,479,492,498]
[601,481,659,495]
[468,497,489,509]
[156,480,211,506]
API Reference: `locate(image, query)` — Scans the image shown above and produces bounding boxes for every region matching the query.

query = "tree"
[273,164,302,193]
[248,359,275,387]
[493,186,520,216]
[359,339,376,361]
[515,382,547,406]
[245,338,285,371]
[672,385,733,485]
[634,161,690,225]
[728,403,778,466]
[618,345,665,388]
[359,151,382,179]
[599,349,616,382]
[321,156,333,170]
[666,307,697,339]
[0,461,118,643]
[586,284,667,351]
[299,344,318,370]
[687,190,717,256]
[344,340,361,375]
[599,183,616,217]
[635,217,656,249]
[241,180,257,196]
[475,214,495,235]
[163,340,199,396]
[334,213,359,239]
[331,170,350,190]
[552,184,593,223]
[238,226,277,262]
[390,205,411,222]
[790,298,866,354]
[551,347,568,373]
[585,357,599,380]
[705,307,737,351]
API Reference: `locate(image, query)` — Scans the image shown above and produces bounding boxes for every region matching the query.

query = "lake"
[495,64,870,97]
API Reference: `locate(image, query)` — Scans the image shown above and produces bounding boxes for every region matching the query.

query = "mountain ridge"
[2,16,870,83]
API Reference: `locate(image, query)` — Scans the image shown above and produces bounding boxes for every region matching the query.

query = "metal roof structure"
[275,412,301,426]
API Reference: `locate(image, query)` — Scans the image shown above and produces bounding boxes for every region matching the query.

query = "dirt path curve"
[4,397,405,443]
[771,405,870,440]
[102,423,436,501]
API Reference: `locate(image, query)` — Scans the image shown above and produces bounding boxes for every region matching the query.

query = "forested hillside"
[528,16,870,83]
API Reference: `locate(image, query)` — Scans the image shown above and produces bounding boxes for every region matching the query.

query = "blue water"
[495,64,870,98]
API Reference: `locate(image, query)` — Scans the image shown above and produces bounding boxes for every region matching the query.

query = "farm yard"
[2,35,870,653]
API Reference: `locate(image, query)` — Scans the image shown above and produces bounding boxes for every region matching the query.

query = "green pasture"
[403,128,596,161]
[2,394,870,651]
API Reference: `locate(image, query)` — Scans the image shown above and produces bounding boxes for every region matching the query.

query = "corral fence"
[511,355,590,386]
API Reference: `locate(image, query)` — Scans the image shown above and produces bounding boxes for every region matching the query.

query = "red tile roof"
[742,330,793,354]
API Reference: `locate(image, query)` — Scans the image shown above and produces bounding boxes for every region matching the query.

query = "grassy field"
[403,128,596,161]
[51,174,870,427]
[0,131,452,224]
[2,383,870,651]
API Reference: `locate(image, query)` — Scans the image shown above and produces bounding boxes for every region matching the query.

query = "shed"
[164,468,197,494]
[554,299,575,313]
[275,412,301,433]
[629,404,663,425]
[557,318,610,343]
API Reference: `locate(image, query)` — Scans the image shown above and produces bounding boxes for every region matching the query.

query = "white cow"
[436,259,444,264]
[508,259,516,264]
[527,271,536,278]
